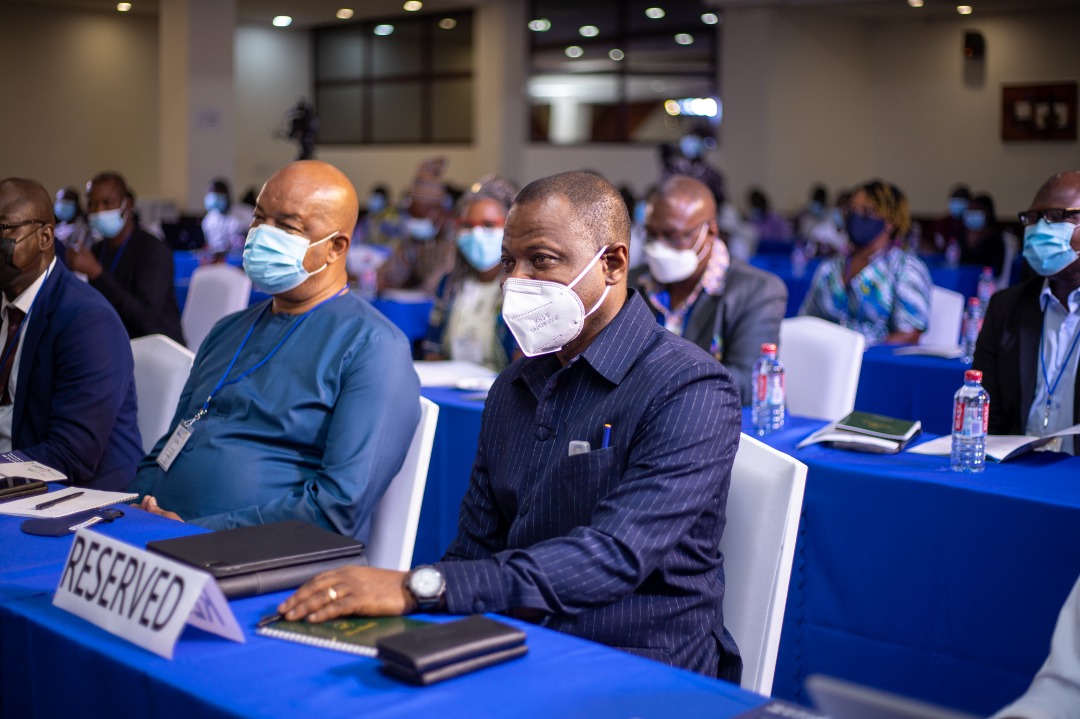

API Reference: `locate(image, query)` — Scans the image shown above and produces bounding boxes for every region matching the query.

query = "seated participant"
[746,187,791,244]
[279,171,743,681]
[0,178,142,489]
[960,192,1007,277]
[800,179,931,346]
[129,161,421,537]
[200,177,250,260]
[52,186,92,251]
[630,175,787,404]
[377,158,456,294]
[66,172,184,344]
[974,171,1080,455]
[423,175,519,372]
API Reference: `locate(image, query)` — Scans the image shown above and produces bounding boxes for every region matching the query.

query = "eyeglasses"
[0,220,46,242]
[646,221,709,251]
[1017,208,1080,226]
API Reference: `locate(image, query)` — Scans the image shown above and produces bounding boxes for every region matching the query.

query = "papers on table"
[797,412,922,454]
[906,423,1080,462]
[893,344,963,359]
[413,360,496,390]
[0,487,137,518]
[0,460,66,482]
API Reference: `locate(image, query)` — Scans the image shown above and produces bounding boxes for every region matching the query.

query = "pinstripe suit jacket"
[439,290,742,680]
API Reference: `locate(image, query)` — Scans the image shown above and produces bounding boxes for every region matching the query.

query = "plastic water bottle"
[791,243,808,279]
[358,263,378,301]
[951,369,989,473]
[976,266,996,306]
[945,238,961,268]
[752,343,785,435]
[960,297,983,364]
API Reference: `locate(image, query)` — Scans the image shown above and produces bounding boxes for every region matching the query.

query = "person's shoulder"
[322,292,412,348]
[638,317,732,382]
[988,276,1041,309]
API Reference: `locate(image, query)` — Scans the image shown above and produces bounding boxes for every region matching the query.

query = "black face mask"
[0,230,40,291]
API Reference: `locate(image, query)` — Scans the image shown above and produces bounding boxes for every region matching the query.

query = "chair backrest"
[181,263,252,354]
[130,334,195,453]
[367,397,440,571]
[919,285,964,346]
[722,432,808,696]
[778,316,866,421]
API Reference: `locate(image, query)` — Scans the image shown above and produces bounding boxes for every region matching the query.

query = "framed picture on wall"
[1001,82,1078,141]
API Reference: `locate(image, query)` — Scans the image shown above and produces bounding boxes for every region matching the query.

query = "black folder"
[146,520,366,599]
[376,616,527,685]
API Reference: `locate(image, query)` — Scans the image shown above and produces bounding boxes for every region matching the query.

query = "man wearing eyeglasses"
[0,178,142,488]
[974,171,1080,454]
[630,175,787,404]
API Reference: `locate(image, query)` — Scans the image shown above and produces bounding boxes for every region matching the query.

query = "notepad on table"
[257,615,431,657]
[907,423,1080,462]
[0,487,136,518]
[797,411,922,454]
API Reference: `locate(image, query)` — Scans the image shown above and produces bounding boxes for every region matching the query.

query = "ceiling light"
[579,25,599,37]
[957,5,973,14]
[608,48,624,61]
[664,100,681,116]
[645,7,665,19]
[675,33,694,45]
[116,2,131,11]
[272,15,292,27]
[701,13,719,25]
[565,45,584,58]
[403,1,422,11]
[907,0,924,6]
[336,8,354,19]
[438,18,457,29]
[528,19,551,32]
[373,24,394,36]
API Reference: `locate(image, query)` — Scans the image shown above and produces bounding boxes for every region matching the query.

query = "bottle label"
[755,373,783,404]
[953,398,988,437]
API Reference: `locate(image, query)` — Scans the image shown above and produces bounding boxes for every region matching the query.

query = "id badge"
[156,422,192,471]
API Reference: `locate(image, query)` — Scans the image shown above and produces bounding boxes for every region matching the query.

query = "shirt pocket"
[551,447,621,528]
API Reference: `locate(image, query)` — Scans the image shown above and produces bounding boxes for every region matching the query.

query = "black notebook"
[146,520,366,598]
[376,615,527,685]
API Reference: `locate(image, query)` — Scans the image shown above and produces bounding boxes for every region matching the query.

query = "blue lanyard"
[183,285,349,427]
[1038,320,1080,429]
[98,238,129,275]
[0,265,51,378]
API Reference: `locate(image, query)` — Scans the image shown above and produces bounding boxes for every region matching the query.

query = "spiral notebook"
[0,487,137,518]
[257,616,431,657]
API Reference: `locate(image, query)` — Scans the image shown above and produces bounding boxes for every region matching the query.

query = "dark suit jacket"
[14,260,143,490]
[632,258,788,405]
[90,228,184,345]
[972,276,1080,434]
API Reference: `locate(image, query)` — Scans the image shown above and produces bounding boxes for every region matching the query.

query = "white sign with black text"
[52,528,244,659]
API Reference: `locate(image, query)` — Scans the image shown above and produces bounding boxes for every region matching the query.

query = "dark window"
[314,11,473,144]
[527,0,720,144]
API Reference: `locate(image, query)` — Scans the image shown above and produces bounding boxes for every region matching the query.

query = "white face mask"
[642,223,709,284]
[502,244,611,357]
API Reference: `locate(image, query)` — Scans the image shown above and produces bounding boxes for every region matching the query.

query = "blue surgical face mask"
[88,202,128,239]
[204,192,228,214]
[367,194,387,214]
[456,227,504,271]
[963,210,986,232]
[809,201,825,217]
[1023,219,1079,277]
[949,197,969,218]
[845,213,887,249]
[54,199,77,223]
[406,216,439,241]
[242,224,335,294]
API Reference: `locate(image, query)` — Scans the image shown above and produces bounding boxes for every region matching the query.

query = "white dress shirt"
[1025,281,1080,455]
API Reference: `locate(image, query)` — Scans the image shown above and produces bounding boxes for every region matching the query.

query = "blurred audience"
[747,187,792,244]
[201,177,251,261]
[377,158,456,294]
[52,186,92,252]
[960,192,1007,276]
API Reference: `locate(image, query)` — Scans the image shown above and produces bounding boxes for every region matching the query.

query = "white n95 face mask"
[643,223,709,284]
[502,244,611,357]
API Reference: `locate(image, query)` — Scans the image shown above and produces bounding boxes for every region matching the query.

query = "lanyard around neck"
[1038,319,1080,430]
[183,285,349,427]
[98,237,129,275]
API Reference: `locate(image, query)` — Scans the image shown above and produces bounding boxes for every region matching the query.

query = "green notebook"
[834,411,921,442]
[257,616,430,657]
[796,411,922,454]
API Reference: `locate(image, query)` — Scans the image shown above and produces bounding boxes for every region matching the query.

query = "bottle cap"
[982,266,992,273]
[761,343,777,354]
[964,369,982,382]
[967,297,980,306]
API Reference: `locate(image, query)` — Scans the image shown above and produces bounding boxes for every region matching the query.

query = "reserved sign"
[53,528,244,658]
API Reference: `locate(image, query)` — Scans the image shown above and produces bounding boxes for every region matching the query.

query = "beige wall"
[0,4,160,199]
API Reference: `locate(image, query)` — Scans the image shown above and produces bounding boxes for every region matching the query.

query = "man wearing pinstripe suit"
[281,171,743,682]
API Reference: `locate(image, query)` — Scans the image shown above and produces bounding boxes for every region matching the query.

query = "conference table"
[0,507,766,719]
[414,388,1080,716]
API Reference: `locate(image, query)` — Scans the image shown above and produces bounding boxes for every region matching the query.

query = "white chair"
[367,397,440,571]
[778,316,865,421]
[722,433,808,696]
[181,263,252,354]
[130,334,195,452]
[919,285,964,346]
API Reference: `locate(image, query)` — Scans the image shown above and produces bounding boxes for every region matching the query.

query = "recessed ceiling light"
[272,15,292,27]
[701,13,719,25]
[528,19,551,32]
[336,8,354,19]
[116,2,131,11]
[907,0,924,6]
[565,45,584,58]
[438,18,457,29]
[645,7,665,19]
[675,33,694,45]
[374,24,394,36]
[957,5,973,14]
[579,25,599,37]
[403,1,422,11]
[608,48,624,61]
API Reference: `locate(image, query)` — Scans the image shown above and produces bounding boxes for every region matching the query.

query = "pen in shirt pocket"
[601,423,611,449]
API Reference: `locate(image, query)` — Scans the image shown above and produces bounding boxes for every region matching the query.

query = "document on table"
[413,360,496,390]
[0,451,66,482]
[907,423,1080,461]
[893,344,963,359]
[0,487,137,518]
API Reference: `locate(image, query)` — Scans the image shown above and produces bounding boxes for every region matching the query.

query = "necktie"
[0,306,26,406]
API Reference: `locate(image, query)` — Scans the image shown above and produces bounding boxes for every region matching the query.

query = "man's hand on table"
[278,566,416,622]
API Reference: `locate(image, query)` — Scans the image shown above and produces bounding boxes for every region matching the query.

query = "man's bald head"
[656,175,716,219]
[0,178,54,227]
[0,178,56,297]
[1033,171,1080,207]
[511,170,630,251]
[261,161,359,239]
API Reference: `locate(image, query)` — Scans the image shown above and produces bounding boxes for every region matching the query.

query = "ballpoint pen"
[35,491,84,511]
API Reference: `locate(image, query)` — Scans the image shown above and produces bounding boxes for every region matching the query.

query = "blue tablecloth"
[854,345,969,436]
[0,508,764,719]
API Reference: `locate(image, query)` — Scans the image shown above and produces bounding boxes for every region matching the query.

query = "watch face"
[411,567,443,598]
